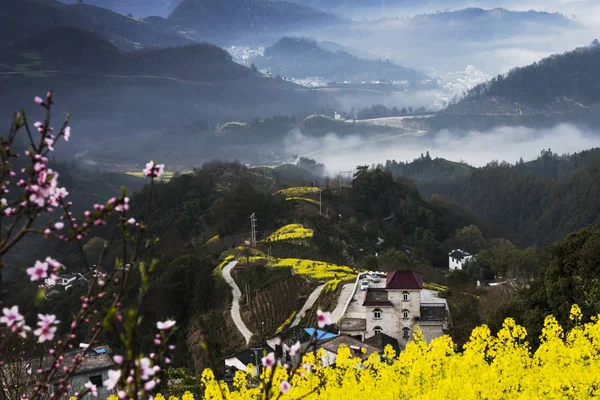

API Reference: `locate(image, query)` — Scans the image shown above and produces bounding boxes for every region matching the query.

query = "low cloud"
[284,124,600,174]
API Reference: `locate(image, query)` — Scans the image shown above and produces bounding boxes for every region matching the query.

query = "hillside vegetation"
[385,149,600,246]
[252,37,424,82]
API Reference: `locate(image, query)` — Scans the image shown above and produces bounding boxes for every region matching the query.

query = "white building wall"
[365,306,396,339]
[449,255,473,271]
[69,370,113,398]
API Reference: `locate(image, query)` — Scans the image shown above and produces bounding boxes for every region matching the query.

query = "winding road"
[222,260,253,344]
[290,284,325,328]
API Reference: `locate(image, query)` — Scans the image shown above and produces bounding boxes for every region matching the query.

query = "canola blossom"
[265,224,313,242]
[285,197,320,206]
[194,305,600,400]
[274,187,320,197]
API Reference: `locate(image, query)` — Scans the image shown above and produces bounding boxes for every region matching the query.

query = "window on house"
[374,326,382,334]
[89,374,103,387]
[402,291,409,301]
[403,310,409,320]
[373,308,382,319]
[403,327,410,339]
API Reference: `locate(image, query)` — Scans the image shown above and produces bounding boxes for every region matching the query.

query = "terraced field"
[234,267,315,339]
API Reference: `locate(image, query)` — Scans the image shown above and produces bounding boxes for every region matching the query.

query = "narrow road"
[290,284,325,328]
[222,260,253,344]
[330,283,357,323]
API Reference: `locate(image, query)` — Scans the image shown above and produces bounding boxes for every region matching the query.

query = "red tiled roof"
[386,269,423,290]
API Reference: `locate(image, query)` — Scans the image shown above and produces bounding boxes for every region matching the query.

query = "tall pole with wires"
[250,213,257,247]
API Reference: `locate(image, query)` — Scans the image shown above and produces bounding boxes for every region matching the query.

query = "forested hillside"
[252,37,424,82]
[385,149,600,247]
[450,45,600,112]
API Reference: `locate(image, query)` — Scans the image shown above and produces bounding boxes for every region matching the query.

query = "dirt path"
[290,284,325,328]
[222,260,253,344]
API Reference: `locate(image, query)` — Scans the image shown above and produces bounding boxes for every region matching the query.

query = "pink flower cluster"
[26,257,63,282]
[0,306,30,338]
[143,161,165,178]
[34,313,60,343]
[21,155,69,208]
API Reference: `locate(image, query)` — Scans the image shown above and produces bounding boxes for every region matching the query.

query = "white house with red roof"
[339,269,448,346]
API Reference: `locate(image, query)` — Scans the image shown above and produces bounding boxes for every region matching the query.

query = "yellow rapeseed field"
[265,224,313,242]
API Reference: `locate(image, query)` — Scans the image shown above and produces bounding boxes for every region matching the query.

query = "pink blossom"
[156,320,176,330]
[115,197,129,212]
[261,352,275,368]
[103,369,121,390]
[84,381,98,397]
[34,96,44,105]
[14,320,31,339]
[143,161,165,178]
[63,126,71,141]
[26,260,48,281]
[44,138,54,151]
[43,228,51,235]
[1,306,24,327]
[126,217,136,225]
[113,355,124,364]
[144,380,157,391]
[137,357,156,380]
[290,341,301,356]
[280,380,291,393]
[34,313,59,343]
[4,207,12,216]
[317,310,332,329]
[54,222,64,230]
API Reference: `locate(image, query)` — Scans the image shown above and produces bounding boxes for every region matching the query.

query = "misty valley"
[1,0,600,399]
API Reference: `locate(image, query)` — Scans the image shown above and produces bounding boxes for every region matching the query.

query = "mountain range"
[0,26,328,148]
[166,0,339,44]
[0,0,190,50]
[57,0,180,18]
[251,37,425,82]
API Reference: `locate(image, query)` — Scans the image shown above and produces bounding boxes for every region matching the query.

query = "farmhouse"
[339,269,449,345]
[448,249,473,271]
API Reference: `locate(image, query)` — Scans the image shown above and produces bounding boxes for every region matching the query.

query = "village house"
[339,269,449,345]
[1,345,115,398]
[448,249,473,271]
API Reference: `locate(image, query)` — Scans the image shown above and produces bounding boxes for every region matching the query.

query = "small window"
[373,308,382,319]
[402,291,409,301]
[89,374,103,387]
[403,310,409,320]
[374,326,382,334]
[402,327,410,339]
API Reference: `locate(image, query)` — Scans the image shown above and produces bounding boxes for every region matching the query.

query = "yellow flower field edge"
[195,305,600,400]
[323,279,341,292]
[212,255,235,277]
[240,256,357,282]
[274,187,320,197]
[265,223,313,242]
[275,311,297,334]
[422,282,448,291]
[204,234,220,245]
[285,197,320,206]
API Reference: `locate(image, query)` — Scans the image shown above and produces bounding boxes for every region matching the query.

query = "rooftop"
[386,269,423,290]
[303,328,338,341]
[225,344,274,366]
[339,317,367,331]
[272,325,312,345]
[363,288,392,307]
[363,333,401,355]
[449,249,471,259]
[317,335,380,358]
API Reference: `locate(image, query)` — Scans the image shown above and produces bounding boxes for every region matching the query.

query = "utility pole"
[250,213,257,247]
[319,189,322,216]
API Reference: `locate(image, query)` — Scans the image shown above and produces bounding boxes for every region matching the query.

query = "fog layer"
[284,124,600,174]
